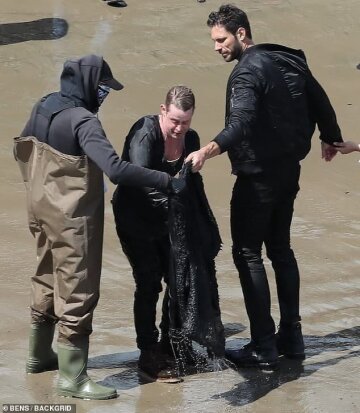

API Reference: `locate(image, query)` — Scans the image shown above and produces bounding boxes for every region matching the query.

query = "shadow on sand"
[213,325,360,407]
[87,324,359,405]
[0,18,68,46]
[88,322,246,390]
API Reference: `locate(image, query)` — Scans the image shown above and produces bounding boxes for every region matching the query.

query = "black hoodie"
[21,54,169,189]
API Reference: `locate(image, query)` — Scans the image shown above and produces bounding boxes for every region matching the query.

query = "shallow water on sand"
[1,0,359,412]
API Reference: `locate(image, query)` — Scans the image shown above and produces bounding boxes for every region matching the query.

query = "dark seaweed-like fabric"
[168,163,225,357]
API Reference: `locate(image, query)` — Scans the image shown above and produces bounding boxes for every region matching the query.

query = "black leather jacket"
[213,44,342,175]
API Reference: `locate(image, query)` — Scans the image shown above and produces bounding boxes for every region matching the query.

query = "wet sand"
[1,0,359,412]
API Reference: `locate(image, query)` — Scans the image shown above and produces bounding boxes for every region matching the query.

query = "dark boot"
[57,342,117,400]
[276,322,305,360]
[160,337,207,369]
[105,0,127,7]
[225,340,279,371]
[26,323,58,373]
[138,346,182,383]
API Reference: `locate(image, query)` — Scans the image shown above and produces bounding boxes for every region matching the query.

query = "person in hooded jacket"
[186,5,345,370]
[14,54,182,400]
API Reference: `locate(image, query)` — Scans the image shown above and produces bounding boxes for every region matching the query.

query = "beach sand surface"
[0,1,359,412]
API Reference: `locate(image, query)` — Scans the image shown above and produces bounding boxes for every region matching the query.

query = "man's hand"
[333,141,360,154]
[185,149,207,172]
[321,141,338,162]
[185,141,221,172]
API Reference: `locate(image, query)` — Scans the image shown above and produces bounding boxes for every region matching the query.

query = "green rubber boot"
[26,323,58,373]
[57,341,117,400]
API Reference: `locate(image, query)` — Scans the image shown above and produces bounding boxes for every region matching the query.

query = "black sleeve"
[126,125,168,212]
[212,68,261,152]
[127,127,154,168]
[72,110,170,190]
[306,72,342,144]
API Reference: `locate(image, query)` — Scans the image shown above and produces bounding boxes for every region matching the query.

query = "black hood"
[242,43,309,74]
[60,54,104,113]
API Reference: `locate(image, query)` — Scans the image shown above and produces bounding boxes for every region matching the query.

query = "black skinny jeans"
[231,161,301,346]
[116,229,171,351]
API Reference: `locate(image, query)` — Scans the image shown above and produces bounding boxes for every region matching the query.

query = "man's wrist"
[202,142,221,160]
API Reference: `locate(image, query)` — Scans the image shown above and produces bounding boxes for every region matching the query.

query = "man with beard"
[186,5,343,369]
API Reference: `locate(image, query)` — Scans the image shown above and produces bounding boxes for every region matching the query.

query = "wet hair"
[165,85,195,112]
[207,4,252,39]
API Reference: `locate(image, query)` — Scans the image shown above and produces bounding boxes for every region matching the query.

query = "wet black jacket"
[113,115,200,239]
[213,44,342,175]
[21,54,169,190]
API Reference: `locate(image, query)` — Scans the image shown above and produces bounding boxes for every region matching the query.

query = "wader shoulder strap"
[36,93,76,143]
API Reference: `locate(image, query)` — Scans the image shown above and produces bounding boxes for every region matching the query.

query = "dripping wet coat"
[168,164,225,357]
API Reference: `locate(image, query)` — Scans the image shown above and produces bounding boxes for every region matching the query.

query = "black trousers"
[115,228,170,350]
[231,161,301,346]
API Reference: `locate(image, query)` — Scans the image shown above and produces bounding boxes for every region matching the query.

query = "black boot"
[225,340,279,371]
[104,0,127,7]
[160,337,207,370]
[138,346,182,383]
[276,322,305,360]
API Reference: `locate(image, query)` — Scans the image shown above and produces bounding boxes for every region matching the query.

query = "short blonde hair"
[165,85,195,112]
